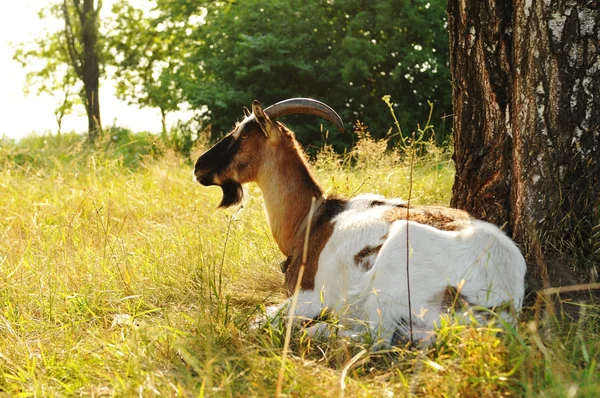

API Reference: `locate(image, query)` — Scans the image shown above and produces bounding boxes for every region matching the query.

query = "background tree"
[447,1,600,285]
[15,0,451,148]
[106,0,186,139]
[63,0,103,142]
[165,0,451,148]
[13,7,81,135]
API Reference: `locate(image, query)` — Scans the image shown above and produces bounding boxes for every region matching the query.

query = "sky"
[0,0,185,140]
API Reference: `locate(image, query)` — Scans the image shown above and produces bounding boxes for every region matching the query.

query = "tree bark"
[448,1,600,279]
[79,0,102,141]
[160,108,168,141]
[64,0,102,142]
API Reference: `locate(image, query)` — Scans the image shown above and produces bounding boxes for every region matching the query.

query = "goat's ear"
[252,100,279,140]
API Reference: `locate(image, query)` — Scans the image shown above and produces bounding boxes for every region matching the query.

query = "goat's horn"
[263,98,345,134]
[243,106,251,117]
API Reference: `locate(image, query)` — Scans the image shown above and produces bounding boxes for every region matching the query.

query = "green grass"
[1,134,599,397]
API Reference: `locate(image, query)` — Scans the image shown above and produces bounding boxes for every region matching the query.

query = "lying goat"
[194,98,526,345]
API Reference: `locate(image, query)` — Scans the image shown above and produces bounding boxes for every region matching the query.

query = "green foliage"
[0,128,162,170]
[106,0,188,137]
[105,0,451,147]
[16,0,450,149]
[103,125,165,164]
[163,114,207,157]
[12,4,82,134]
[172,0,451,148]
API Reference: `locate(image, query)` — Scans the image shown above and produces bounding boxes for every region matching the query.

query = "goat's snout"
[193,135,236,184]
[193,156,212,184]
[193,158,204,177]
[193,158,205,177]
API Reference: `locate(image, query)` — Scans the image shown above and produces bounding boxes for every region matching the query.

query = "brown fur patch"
[284,198,348,294]
[435,286,511,321]
[437,286,470,313]
[382,205,472,231]
[354,244,383,270]
[254,122,326,258]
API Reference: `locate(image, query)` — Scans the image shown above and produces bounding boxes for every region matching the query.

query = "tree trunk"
[80,0,102,141]
[448,1,600,281]
[160,108,168,141]
[64,0,102,142]
[83,73,101,142]
[56,111,63,136]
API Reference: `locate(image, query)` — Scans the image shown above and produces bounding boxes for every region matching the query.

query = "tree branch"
[63,0,83,78]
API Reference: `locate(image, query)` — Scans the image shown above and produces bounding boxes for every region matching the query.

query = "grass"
[1,132,599,397]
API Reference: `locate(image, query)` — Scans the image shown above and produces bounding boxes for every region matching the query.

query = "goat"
[193,98,527,345]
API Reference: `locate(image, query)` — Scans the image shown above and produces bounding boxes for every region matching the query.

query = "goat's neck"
[255,145,323,256]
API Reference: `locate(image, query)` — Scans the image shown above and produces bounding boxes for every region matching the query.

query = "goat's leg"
[253,289,324,331]
[406,309,442,344]
[361,294,402,347]
[361,296,443,346]
[285,289,324,320]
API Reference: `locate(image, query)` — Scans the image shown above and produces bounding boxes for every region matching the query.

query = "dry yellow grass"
[0,134,598,396]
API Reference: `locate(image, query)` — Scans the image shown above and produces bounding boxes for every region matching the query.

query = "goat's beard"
[218,180,244,208]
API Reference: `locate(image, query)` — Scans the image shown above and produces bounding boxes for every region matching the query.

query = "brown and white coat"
[194,99,527,345]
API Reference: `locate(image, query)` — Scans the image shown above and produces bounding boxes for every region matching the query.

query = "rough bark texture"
[64,0,102,142]
[447,1,514,229]
[448,0,600,279]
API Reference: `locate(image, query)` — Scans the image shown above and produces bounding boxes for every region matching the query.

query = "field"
[1,133,599,397]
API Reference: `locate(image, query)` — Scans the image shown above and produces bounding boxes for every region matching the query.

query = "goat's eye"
[241,133,249,139]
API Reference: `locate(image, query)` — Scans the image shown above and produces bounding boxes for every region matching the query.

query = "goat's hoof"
[249,304,285,332]
[305,323,331,338]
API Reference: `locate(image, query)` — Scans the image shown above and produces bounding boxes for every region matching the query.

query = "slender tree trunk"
[448,1,600,282]
[83,75,101,141]
[56,112,64,136]
[80,0,101,141]
[64,0,102,143]
[160,108,168,141]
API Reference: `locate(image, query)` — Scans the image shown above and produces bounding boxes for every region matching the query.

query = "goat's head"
[194,98,344,208]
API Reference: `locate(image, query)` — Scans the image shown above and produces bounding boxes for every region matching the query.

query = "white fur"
[277,194,526,346]
[232,114,255,139]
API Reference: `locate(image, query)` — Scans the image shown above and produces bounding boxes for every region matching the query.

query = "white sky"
[0,0,187,140]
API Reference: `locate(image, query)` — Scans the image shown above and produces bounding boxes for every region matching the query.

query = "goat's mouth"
[198,175,215,186]
[194,170,216,186]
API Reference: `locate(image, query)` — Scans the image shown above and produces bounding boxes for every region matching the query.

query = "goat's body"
[289,194,526,344]
[194,99,527,346]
